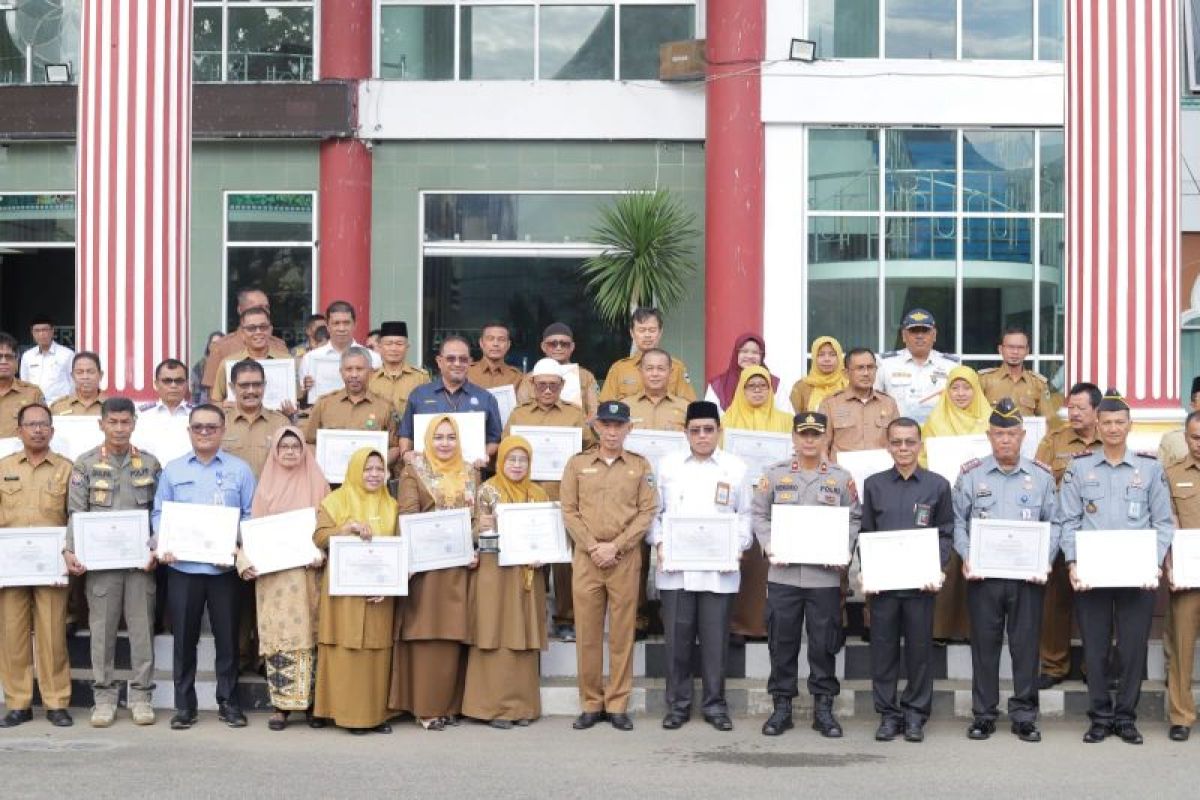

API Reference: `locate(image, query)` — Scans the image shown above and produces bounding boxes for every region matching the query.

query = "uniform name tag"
[1178,482,1195,488]
[914,503,931,527]
[714,481,731,507]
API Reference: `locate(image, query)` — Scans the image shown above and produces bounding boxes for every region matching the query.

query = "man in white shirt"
[875,308,959,424]
[18,316,74,403]
[650,401,753,732]
[138,359,193,418]
[297,300,381,404]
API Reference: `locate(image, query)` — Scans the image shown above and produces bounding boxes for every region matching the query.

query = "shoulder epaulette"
[959,458,982,474]
[1073,450,1093,459]
[1137,450,1158,460]
[1033,459,1053,473]
[941,352,961,363]
[879,350,899,358]
[137,401,156,411]
[978,366,999,376]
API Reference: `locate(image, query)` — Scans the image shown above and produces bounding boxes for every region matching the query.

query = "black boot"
[761,697,794,736]
[812,695,843,738]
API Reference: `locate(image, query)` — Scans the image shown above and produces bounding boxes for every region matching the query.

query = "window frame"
[0,192,77,248]
[192,0,319,84]
[1186,0,1200,94]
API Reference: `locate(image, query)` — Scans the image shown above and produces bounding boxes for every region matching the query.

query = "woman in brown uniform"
[312,447,397,734]
[463,435,549,728]
[390,414,478,730]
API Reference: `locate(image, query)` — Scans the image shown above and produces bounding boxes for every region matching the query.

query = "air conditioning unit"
[658,39,706,82]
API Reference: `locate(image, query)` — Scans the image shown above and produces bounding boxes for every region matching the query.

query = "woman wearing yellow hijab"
[312,447,397,734]
[921,365,991,643]
[789,336,849,413]
[389,414,479,730]
[462,436,550,728]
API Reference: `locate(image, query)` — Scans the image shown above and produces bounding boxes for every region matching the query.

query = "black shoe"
[762,699,794,737]
[556,624,576,642]
[170,710,197,730]
[0,709,33,728]
[1011,720,1042,743]
[349,727,369,735]
[306,713,328,729]
[967,719,995,740]
[904,722,925,743]
[1037,674,1064,690]
[875,717,902,742]
[1083,722,1112,743]
[488,719,513,730]
[46,709,73,728]
[373,723,393,734]
[661,712,688,730]
[1114,722,1143,745]
[609,713,634,731]
[217,703,247,728]
[812,697,842,738]
[1169,725,1190,742]
[572,711,606,730]
[704,713,733,732]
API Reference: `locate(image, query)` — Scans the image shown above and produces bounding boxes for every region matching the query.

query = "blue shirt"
[951,455,1059,564]
[399,377,502,444]
[151,449,256,575]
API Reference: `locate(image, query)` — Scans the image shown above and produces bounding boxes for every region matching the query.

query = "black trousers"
[660,589,733,716]
[966,579,1044,723]
[1075,587,1156,724]
[869,590,934,724]
[766,583,843,699]
[167,568,240,712]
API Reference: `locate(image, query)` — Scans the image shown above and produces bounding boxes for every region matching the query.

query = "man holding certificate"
[951,398,1058,743]
[62,398,161,728]
[1165,410,1200,742]
[1059,389,1174,746]
[859,417,953,743]
[752,412,860,739]
[208,306,295,407]
[303,347,398,467]
[650,401,753,732]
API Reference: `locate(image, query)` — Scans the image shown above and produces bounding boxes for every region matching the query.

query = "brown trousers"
[0,585,71,710]
[1039,554,1075,677]
[933,552,970,640]
[552,563,574,625]
[1166,590,1200,726]
[573,545,641,713]
[730,540,768,637]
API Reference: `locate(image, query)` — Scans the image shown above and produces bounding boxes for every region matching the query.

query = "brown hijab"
[251,426,331,516]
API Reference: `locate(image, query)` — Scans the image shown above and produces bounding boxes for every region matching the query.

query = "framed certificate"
[401,507,474,573]
[488,385,518,428]
[0,528,67,587]
[968,518,1051,581]
[1075,529,1159,588]
[226,358,297,410]
[858,528,943,593]
[310,355,344,401]
[835,449,893,494]
[73,510,152,571]
[1020,417,1048,461]
[496,501,571,566]
[625,429,688,473]
[925,435,992,483]
[50,416,105,460]
[156,501,240,566]
[316,429,390,483]
[328,535,408,596]
[414,412,487,464]
[131,416,192,465]
[510,425,582,481]
[661,514,740,572]
[769,505,852,566]
[722,429,792,477]
[1172,529,1200,589]
[240,507,321,575]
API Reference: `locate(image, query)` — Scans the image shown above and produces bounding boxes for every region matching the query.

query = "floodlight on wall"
[789,39,816,63]
[44,63,71,83]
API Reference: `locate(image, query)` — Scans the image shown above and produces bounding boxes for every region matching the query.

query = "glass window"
[962,217,1033,353]
[540,5,614,80]
[808,0,878,59]
[424,193,614,243]
[225,5,314,82]
[808,129,879,212]
[0,0,81,85]
[963,130,1034,213]
[807,217,879,350]
[619,4,693,80]
[1038,218,1065,355]
[883,217,957,349]
[1039,130,1064,213]
[0,194,75,242]
[379,5,455,80]
[193,5,224,82]
[227,193,314,241]
[962,0,1033,60]
[460,5,534,80]
[886,129,957,213]
[885,0,955,59]
[1038,0,1064,61]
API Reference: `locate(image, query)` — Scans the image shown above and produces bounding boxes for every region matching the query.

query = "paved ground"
[0,713,1195,798]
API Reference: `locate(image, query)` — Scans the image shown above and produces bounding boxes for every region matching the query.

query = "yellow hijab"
[723,366,793,433]
[319,447,397,537]
[922,365,991,437]
[486,436,549,504]
[423,413,471,504]
[801,336,849,411]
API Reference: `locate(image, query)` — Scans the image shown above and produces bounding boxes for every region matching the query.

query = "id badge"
[1127,501,1141,519]
[1021,508,1034,521]
[714,481,731,507]
[914,503,931,527]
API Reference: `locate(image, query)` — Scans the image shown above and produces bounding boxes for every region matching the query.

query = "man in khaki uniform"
[368,320,429,420]
[978,329,1053,419]
[1158,377,1200,469]
[62,398,161,727]
[1165,410,1200,741]
[209,306,295,405]
[0,332,45,438]
[505,358,596,641]
[515,322,600,419]
[627,349,689,433]
[466,321,523,390]
[600,307,696,402]
[0,402,74,728]
[221,360,290,479]
[201,289,290,391]
[818,348,900,459]
[303,347,397,465]
[1033,381,1102,688]
[561,401,657,731]
[49,352,106,417]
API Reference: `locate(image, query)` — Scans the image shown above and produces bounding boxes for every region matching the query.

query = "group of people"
[0,298,1197,746]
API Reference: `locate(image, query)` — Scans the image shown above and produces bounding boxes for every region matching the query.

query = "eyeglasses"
[888,438,920,448]
[544,339,573,349]
[0,354,16,362]
[441,355,470,364]
[189,423,222,434]
[158,376,187,386]
[504,454,531,465]
[745,382,770,391]
[20,420,51,430]
[687,425,718,435]
[533,382,560,392]
[234,381,264,390]
[241,323,270,334]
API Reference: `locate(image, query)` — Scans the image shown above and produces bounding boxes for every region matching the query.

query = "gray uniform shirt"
[66,446,161,552]
[1058,447,1174,564]
[951,455,1060,565]
[752,458,862,589]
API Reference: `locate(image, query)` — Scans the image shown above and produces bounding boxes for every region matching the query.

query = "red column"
[1065,0,1180,414]
[704,0,765,384]
[319,0,373,340]
[76,0,191,398]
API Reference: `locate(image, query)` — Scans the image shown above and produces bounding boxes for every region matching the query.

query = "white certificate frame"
[50,415,105,460]
[968,518,1052,581]
[488,385,518,428]
[0,527,68,587]
[315,429,390,484]
[73,510,152,571]
[925,434,992,483]
[401,507,475,573]
[1075,529,1159,588]
[624,429,688,473]
[226,358,297,411]
[510,425,583,481]
[1020,417,1048,461]
[496,501,571,566]
[156,501,240,566]
[722,429,792,477]
[414,412,487,464]
[240,507,321,576]
[858,528,943,593]
[769,505,852,566]
[835,449,894,494]
[661,513,740,572]
[310,355,344,401]
[131,416,192,465]
[1172,529,1200,589]
[328,535,408,596]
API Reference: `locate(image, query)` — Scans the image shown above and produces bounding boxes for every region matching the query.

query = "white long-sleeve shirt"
[19,341,74,403]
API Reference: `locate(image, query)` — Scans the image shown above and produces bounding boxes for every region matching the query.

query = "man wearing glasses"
[516,323,599,419]
[152,404,256,731]
[208,307,294,408]
[221,360,289,479]
[0,331,46,437]
[875,309,959,424]
[817,348,900,460]
[139,359,193,419]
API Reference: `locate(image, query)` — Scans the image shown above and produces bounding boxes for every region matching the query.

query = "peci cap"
[989,397,1023,429]
[901,308,936,329]
[1097,388,1130,413]
[685,401,720,425]
[595,401,631,423]
[541,322,574,341]
[379,321,408,338]
[793,412,828,434]
[530,358,564,380]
